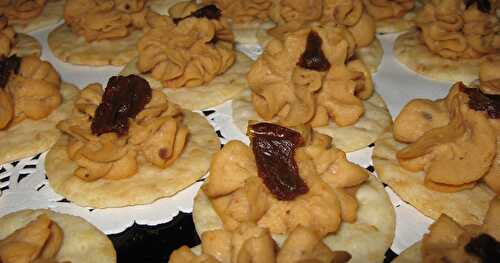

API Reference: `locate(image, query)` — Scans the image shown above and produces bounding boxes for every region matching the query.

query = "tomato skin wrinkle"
[249,123,309,201]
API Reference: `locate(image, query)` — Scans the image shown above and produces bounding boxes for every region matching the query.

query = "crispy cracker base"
[372,129,496,226]
[393,30,482,83]
[0,83,79,164]
[48,24,142,66]
[232,89,392,152]
[45,111,220,208]
[10,0,64,33]
[0,209,116,263]
[393,242,422,263]
[12,33,42,57]
[193,174,396,263]
[120,52,252,110]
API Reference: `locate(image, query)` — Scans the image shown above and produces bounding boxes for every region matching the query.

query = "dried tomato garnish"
[465,233,500,262]
[0,55,21,89]
[464,0,491,13]
[297,31,331,72]
[460,84,500,119]
[248,123,309,201]
[172,5,221,24]
[91,75,152,136]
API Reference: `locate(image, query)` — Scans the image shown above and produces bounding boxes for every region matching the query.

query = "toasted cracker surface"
[393,242,422,263]
[0,209,116,263]
[393,30,482,83]
[48,24,142,66]
[12,33,42,57]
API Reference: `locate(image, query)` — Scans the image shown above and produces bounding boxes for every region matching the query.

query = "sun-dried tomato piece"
[173,5,221,24]
[460,84,500,119]
[248,123,309,201]
[465,234,500,262]
[0,55,20,89]
[91,75,152,136]
[464,0,491,13]
[297,31,331,72]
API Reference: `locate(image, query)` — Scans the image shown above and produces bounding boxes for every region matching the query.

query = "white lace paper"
[0,24,455,253]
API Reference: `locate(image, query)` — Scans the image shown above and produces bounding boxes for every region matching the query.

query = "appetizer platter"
[0,0,498,262]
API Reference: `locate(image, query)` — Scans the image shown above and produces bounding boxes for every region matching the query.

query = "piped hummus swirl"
[0,0,46,22]
[203,124,368,238]
[421,198,500,263]
[137,2,235,89]
[64,0,149,42]
[393,81,500,194]
[0,55,62,130]
[56,75,189,181]
[0,16,15,57]
[362,0,415,21]
[321,0,376,47]
[201,0,272,24]
[416,0,500,59]
[169,224,351,263]
[0,214,67,263]
[248,23,373,127]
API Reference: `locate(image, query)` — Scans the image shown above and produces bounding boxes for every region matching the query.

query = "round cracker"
[0,83,79,164]
[393,30,482,83]
[373,0,424,34]
[48,24,143,66]
[9,0,64,33]
[120,52,252,110]
[232,89,392,152]
[352,37,383,73]
[393,242,422,263]
[375,15,415,34]
[0,209,116,263]
[193,174,395,263]
[256,23,383,73]
[148,0,189,15]
[12,33,42,57]
[45,111,220,208]
[372,129,496,226]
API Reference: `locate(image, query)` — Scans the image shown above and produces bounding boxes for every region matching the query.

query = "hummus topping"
[0,0,46,23]
[421,198,500,263]
[0,214,67,263]
[57,75,189,181]
[201,0,272,24]
[170,224,351,263]
[137,2,235,89]
[0,55,62,130]
[203,124,368,237]
[394,82,500,193]
[362,0,415,21]
[321,0,376,47]
[415,0,500,59]
[0,15,15,57]
[248,24,373,127]
[64,0,150,42]
[267,0,376,48]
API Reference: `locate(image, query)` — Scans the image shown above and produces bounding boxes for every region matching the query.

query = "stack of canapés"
[0,0,498,262]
